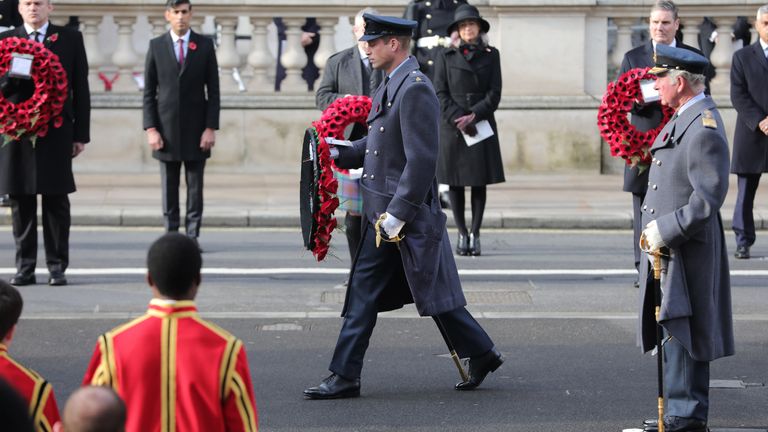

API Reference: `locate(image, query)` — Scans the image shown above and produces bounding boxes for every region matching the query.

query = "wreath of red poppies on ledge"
[0,37,68,146]
[597,67,674,169]
[308,95,371,261]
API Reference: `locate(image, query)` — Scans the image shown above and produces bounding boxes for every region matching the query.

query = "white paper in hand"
[462,120,494,147]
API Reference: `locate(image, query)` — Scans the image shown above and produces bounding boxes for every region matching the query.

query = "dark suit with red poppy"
[0,23,90,279]
[143,30,219,239]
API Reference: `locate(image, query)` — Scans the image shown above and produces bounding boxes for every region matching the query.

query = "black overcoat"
[618,41,707,194]
[0,24,90,195]
[403,0,467,80]
[336,56,466,316]
[143,31,219,162]
[729,41,768,174]
[433,45,505,186]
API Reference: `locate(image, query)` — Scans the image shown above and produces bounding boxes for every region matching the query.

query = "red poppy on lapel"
[188,41,197,51]
[46,33,58,43]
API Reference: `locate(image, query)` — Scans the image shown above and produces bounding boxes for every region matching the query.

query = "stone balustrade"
[35,0,767,173]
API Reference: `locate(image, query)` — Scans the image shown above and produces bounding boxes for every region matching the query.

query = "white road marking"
[2,268,768,277]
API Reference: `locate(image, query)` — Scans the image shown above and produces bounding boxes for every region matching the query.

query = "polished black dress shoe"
[469,233,481,256]
[304,373,360,399]
[633,278,640,288]
[734,245,750,259]
[456,233,469,256]
[643,416,708,432]
[455,347,504,390]
[48,272,67,286]
[10,273,36,286]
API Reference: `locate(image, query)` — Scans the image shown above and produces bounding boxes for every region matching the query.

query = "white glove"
[642,220,666,251]
[329,147,339,159]
[381,212,405,238]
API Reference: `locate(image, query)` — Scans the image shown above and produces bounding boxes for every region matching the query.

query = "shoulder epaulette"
[702,110,717,129]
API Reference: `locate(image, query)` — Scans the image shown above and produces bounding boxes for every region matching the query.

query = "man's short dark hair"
[0,280,22,341]
[147,233,202,299]
[166,0,191,9]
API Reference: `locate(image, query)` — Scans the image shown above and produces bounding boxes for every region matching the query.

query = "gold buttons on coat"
[362,174,368,179]
[427,60,434,65]
[374,150,379,156]
[368,125,372,130]
[650,209,655,214]
[652,184,658,190]
[427,29,433,34]
[370,175,375,180]
[387,102,392,107]
[643,205,648,211]
[656,160,662,166]
[426,1,431,6]
[426,14,432,19]
[365,149,369,154]
[379,126,385,132]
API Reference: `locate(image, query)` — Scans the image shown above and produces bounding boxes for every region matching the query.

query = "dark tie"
[177,39,185,67]
[30,31,39,43]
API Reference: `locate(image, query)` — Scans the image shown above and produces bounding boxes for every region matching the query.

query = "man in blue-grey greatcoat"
[303,13,502,400]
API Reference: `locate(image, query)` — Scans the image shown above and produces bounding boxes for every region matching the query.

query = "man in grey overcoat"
[304,14,502,400]
[639,45,733,432]
[729,4,768,260]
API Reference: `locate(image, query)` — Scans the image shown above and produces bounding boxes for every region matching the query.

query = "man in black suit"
[0,0,20,208]
[0,0,91,286]
[143,0,219,250]
[617,0,707,288]
[730,5,768,260]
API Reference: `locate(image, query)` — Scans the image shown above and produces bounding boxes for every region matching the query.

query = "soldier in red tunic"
[0,280,61,432]
[82,233,258,432]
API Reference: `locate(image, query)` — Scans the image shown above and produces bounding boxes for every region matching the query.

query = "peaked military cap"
[648,44,709,75]
[359,14,417,42]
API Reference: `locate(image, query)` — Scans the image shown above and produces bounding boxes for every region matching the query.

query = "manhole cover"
[465,290,532,305]
[256,323,305,331]
[321,291,346,304]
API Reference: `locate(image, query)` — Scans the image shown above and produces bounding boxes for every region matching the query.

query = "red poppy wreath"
[597,67,674,170]
[0,37,68,146]
[308,95,371,261]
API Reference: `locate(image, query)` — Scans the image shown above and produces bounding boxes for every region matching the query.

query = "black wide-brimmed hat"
[447,4,490,35]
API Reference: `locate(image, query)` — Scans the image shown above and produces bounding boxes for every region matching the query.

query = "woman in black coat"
[433,4,505,256]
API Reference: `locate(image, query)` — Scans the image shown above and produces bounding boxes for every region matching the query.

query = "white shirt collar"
[170,30,191,44]
[24,21,49,38]
[387,56,411,80]
[676,92,706,116]
[652,38,677,52]
[760,38,768,52]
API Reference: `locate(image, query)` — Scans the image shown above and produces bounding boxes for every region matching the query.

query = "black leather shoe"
[455,347,504,390]
[48,272,67,286]
[734,245,750,259]
[304,374,360,399]
[10,273,36,286]
[0,194,9,207]
[469,233,481,256]
[633,278,640,288]
[456,233,469,256]
[643,416,708,432]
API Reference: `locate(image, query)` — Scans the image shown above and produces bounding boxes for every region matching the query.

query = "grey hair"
[651,0,679,20]
[355,7,379,22]
[757,4,768,19]
[667,69,706,93]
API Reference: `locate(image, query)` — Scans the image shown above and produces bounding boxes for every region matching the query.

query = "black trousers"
[732,174,761,248]
[329,223,494,379]
[10,194,70,275]
[160,160,205,238]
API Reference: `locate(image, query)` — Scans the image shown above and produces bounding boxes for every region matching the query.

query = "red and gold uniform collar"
[147,299,198,318]
[0,342,7,354]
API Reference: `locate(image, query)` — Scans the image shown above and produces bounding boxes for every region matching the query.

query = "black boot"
[469,233,481,256]
[456,233,469,256]
[455,347,503,390]
[304,374,361,399]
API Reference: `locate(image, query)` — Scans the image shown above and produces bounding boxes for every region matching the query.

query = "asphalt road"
[1,228,767,431]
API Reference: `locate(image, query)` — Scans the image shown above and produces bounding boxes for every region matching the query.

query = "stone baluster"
[80,16,106,92]
[279,17,309,93]
[215,17,242,92]
[681,17,701,49]
[111,15,139,92]
[709,16,736,96]
[611,18,634,70]
[247,17,274,93]
[191,16,205,35]
[149,16,168,37]
[313,17,337,82]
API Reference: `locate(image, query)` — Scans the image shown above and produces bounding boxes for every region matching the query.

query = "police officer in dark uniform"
[404,0,467,80]
[303,13,502,400]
